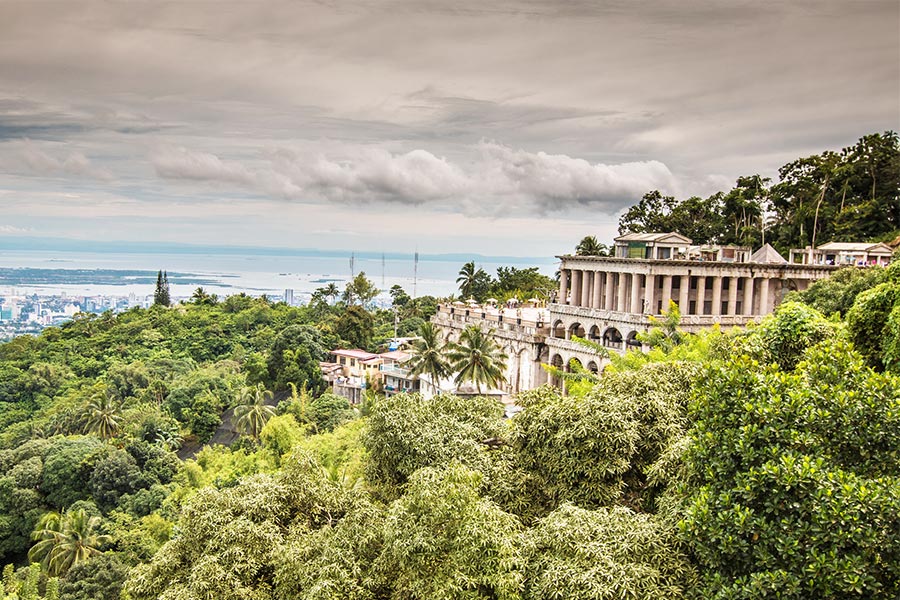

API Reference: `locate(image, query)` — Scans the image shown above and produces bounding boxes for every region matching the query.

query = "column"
[661,275,673,312]
[679,275,690,312]
[558,269,569,305]
[646,274,657,314]
[616,273,627,312]
[743,277,754,315]
[605,272,615,310]
[711,276,723,316]
[727,276,738,315]
[581,271,592,307]
[696,276,707,315]
[759,278,770,315]
[630,273,642,314]
[570,270,582,307]
[592,271,603,308]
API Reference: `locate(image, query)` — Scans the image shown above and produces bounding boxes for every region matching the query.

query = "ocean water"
[1,250,558,301]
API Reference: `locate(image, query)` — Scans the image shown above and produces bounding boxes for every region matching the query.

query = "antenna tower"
[413,250,419,299]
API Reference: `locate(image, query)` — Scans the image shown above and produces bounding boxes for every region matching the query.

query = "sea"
[1,249,559,304]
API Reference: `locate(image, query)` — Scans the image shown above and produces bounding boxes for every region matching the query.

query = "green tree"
[190,287,218,306]
[374,464,523,600]
[389,285,411,308]
[456,261,492,301]
[153,271,170,307]
[342,272,379,307]
[335,305,374,350]
[446,325,508,393]
[363,392,506,491]
[406,322,450,394]
[575,235,608,256]
[638,300,685,353]
[679,339,900,599]
[58,553,128,600]
[306,393,353,435]
[41,437,107,509]
[82,387,123,440]
[233,385,276,440]
[523,503,694,599]
[28,509,110,576]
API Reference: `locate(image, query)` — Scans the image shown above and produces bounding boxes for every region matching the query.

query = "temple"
[433,232,855,395]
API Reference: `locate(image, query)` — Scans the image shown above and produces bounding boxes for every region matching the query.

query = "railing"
[379,364,411,376]
[434,305,551,336]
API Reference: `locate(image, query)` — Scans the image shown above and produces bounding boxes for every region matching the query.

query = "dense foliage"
[3,197,900,597]
[617,131,900,254]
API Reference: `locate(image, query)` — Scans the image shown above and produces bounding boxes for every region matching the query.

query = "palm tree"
[446,325,508,394]
[233,384,276,439]
[29,509,110,576]
[406,322,451,395]
[575,235,607,256]
[324,282,340,304]
[456,261,477,299]
[83,387,122,439]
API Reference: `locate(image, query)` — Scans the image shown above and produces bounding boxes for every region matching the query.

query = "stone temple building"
[545,232,837,378]
[433,232,844,395]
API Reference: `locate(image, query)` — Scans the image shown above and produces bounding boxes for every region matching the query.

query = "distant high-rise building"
[284,289,294,306]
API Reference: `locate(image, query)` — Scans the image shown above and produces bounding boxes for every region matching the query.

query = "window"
[627,242,646,259]
[657,247,671,259]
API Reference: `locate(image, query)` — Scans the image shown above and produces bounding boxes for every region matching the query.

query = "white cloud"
[151,146,255,186]
[0,224,33,234]
[0,139,113,180]
[151,142,677,215]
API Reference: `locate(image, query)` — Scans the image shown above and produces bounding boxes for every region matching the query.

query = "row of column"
[558,269,772,316]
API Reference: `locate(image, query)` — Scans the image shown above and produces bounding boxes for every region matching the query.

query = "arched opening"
[551,320,565,339]
[587,360,599,374]
[550,353,564,388]
[567,322,586,340]
[602,327,623,349]
[588,324,601,340]
[567,357,583,373]
[626,330,642,348]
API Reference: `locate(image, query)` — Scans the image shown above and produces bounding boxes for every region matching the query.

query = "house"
[789,242,893,267]
[378,350,420,396]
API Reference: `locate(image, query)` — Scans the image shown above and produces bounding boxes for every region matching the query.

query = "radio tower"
[413,250,419,299]
[350,252,355,277]
[381,252,385,288]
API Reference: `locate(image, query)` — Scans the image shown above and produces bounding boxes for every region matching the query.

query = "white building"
[789,242,893,267]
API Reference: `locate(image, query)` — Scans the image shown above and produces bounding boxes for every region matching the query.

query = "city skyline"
[1,0,898,256]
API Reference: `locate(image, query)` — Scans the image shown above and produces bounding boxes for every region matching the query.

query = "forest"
[615,131,900,254]
[0,133,899,599]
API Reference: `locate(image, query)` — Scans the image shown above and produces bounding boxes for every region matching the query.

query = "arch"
[587,360,599,374]
[551,319,565,339]
[626,330,642,347]
[567,357,583,372]
[567,322,586,340]
[512,347,528,392]
[549,353,564,389]
[588,324,601,340]
[602,327,623,349]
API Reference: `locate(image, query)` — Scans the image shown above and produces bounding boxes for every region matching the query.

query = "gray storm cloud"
[150,143,676,214]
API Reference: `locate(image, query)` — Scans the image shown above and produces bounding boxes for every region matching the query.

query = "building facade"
[431,233,849,395]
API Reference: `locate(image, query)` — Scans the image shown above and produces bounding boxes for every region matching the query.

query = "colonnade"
[557,268,773,317]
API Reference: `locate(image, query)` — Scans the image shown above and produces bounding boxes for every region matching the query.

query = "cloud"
[151,141,676,214]
[0,224,33,234]
[473,141,676,213]
[0,139,113,180]
[151,146,255,186]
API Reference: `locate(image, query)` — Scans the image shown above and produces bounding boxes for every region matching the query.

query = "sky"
[0,0,898,257]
